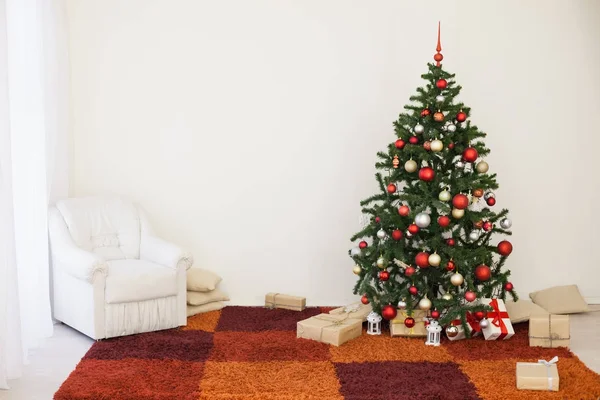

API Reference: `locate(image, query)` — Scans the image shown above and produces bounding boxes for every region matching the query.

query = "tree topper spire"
[434,22,443,67]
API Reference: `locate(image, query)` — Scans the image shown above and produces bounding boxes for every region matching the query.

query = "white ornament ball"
[447,124,456,133]
[428,253,441,267]
[442,293,453,301]
[469,230,481,241]
[418,297,432,311]
[500,218,512,229]
[479,319,490,329]
[353,265,362,275]
[414,124,425,134]
[376,257,386,268]
[476,161,489,173]
[450,272,464,286]
[430,139,444,152]
[397,300,407,308]
[350,247,361,256]
[484,191,496,201]
[435,95,445,103]
[404,159,418,173]
[415,212,431,228]
[377,229,387,239]
[438,190,451,202]
[451,208,465,219]
[455,161,465,169]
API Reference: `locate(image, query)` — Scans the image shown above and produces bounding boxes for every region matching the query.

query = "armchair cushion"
[105,259,178,304]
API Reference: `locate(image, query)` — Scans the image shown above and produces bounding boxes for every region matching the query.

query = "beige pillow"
[187,268,222,292]
[186,301,225,317]
[187,289,230,306]
[505,300,548,323]
[529,285,591,314]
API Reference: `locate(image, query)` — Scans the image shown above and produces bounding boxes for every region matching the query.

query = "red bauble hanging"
[436,79,448,89]
[434,53,443,63]
[497,240,513,256]
[473,311,486,320]
[462,147,478,163]
[483,221,493,232]
[381,305,397,320]
[409,136,419,144]
[375,216,381,223]
[359,241,368,249]
[415,252,430,268]
[391,229,403,241]
[504,282,514,291]
[473,188,484,198]
[474,220,484,229]
[446,260,456,271]
[423,141,431,151]
[408,224,420,235]
[395,139,406,149]
[387,183,397,194]
[419,167,435,182]
[421,108,431,117]
[456,111,467,122]
[464,291,477,302]
[486,197,496,206]
[430,310,440,319]
[361,295,369,305]
[408,286,418,296]
[446,238,455,246]
[448,142,455,150]
[438,215,450,228]
[405,266,416,277]
[452,194,469,209]
[475,264,491,281]
[398,205,410,217]
[379,270,390,281]
[404,317,416,328]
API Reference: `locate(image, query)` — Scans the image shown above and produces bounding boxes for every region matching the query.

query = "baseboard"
[585,296,600,305]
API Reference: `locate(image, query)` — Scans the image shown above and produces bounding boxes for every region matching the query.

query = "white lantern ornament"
[425,320,442,346]
[366,311,382,335]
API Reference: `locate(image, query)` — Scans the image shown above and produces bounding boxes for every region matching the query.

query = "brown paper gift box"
[329,303,373,322]
[390,310,427,337]
[265,293,306,311]
[516,359,559,391]
[297,313,363,346]
[529,314,570,348]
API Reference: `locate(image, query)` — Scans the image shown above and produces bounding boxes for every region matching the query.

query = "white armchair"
[49,196,192,339]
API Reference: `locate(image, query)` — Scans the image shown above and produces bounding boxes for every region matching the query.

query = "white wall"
[65,0,600,305]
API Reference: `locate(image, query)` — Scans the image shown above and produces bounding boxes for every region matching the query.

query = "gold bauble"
[428,252,441,267]
[438,190,451,202]
[476,161,489,173]
[418,297,432,311]
[451,208,465,219]
[404,159,418,173]
[430,139,444,152]
[473,188,484,198]
[450,272,464,286]
[442,293,453,301]
[353,265,362,275]
[433,112,444,122]
[376,257,386,268]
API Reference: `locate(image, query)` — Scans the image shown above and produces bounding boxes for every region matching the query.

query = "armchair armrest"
[48,208,108,283]
[140,235,193,270]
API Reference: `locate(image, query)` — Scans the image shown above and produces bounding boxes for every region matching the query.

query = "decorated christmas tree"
[349,24,517,335]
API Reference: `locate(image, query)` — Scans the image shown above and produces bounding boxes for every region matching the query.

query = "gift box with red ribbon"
[481,298,514,340]
[447,311,482,341]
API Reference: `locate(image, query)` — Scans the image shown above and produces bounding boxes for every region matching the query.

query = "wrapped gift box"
[265,292,306,311]
[390,310,427,337]
[329,303,372,322]
[480,298,514,340]
[529,314,570,348]
[297,313,362,346]
[447,312,482,341]
[516,357,559,391]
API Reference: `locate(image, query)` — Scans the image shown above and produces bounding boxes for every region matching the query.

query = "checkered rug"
[55,306,600,399]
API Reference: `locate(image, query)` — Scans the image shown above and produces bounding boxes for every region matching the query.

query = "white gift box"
[480,298,514,340]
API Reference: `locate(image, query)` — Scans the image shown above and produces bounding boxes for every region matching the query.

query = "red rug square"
[215,305,321,332]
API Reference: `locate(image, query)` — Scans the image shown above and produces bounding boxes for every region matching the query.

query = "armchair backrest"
[55,196,141,260]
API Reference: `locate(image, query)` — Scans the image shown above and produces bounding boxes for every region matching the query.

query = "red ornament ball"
[409,136,419,144]
[375,216,381,223]
[483,221,493,232]
[464,291,477,302]
[392,229,403,241]
[382,305,397,320]
[436,79,448,89]
[504,282,514,291]
[405,266,416,277]
[404,317,416,328]
[448,142,455,150]
[387,183,397,194]
[475,264,491,281]
[473,311,486,320]
[430,310,440,319]
[452,194,469,209]
[415,252,430,268]
[361,295,369,305]
[497,240,513,256]
[434,53,443,62]
[379,270,390,281]
[446,260,456,271]
[486,197,496,206]
[421,108,431,117]
[359,241,368,249]
[418,167,435,182]
[446,238,455,246]
[462,147,479,162]
[409,286,418,296]
[438,215,450,228]
[456,111,467,122]
[423,141,431,151]
[408,224,420,235]
[395,139,406,149]
[398,205,410,217]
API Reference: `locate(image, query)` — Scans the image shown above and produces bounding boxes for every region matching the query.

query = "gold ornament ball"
[442,293,453,301]
[476,161,489,173]
[376,257,386,268]
[438,190,451,202]
[450,272,464,286]
[430,139,444,152]
[353,265,362,275]
[446,325,459,338]
[451,208,465,219]
[428,253,441,267]
[404,159,418,173]
[433,112,444,122]
[418,297,432,311]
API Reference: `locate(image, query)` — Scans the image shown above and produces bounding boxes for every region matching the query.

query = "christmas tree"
[349,24,517,335]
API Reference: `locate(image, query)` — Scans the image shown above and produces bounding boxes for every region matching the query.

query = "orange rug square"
[183,310,221,332]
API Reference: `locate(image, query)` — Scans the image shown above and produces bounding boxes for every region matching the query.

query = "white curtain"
[0,0,69,389]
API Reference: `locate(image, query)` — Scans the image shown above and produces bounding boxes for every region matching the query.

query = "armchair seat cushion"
[106,259,178,304]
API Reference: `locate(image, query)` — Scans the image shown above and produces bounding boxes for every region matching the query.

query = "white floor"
[2,307,599,400]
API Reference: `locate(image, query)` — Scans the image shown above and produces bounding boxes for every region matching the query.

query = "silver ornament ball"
[469,230,481,241]
[414,124,425,134]
[500,218,512,229]
[415,212,431,228]
[447,124,456,133]
[484,191,496,201]
[479,319,490,329]
[397,300,407,308]
[376,257,386,268]
[435,95,445,103]
[377,229,387,239]
[350,247,361,256]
